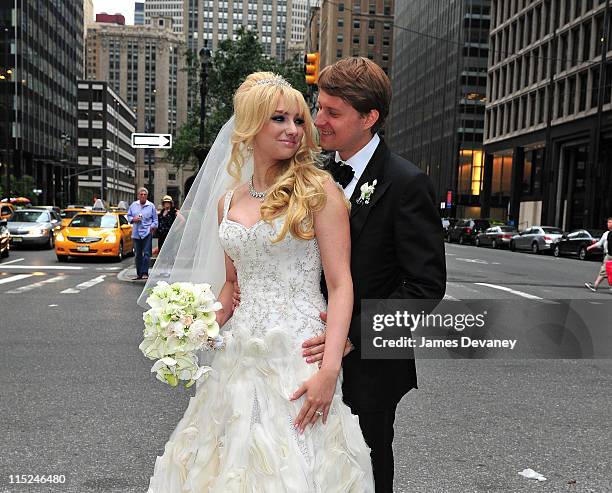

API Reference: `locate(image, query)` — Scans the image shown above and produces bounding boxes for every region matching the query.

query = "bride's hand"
[289,368,339,433]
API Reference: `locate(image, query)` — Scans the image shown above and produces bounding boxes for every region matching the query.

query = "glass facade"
[0,0,83,206]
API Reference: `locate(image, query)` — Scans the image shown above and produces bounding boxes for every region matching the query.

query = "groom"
[302,57,446,492]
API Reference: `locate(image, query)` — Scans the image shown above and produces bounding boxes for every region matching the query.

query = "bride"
[142,72,374,492]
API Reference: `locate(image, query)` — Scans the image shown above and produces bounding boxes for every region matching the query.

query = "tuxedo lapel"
[349,140,391,241]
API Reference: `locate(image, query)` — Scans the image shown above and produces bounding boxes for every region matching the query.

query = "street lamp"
[198,41,211,166]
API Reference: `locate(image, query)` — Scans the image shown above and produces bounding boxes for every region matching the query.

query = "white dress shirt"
[335,133,380,200]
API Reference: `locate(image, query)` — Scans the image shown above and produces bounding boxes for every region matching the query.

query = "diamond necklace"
[248,175,268,201]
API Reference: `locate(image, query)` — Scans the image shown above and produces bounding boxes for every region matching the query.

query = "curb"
[117,267,148,284]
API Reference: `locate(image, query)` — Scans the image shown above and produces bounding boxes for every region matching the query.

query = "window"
[168,173,176,181]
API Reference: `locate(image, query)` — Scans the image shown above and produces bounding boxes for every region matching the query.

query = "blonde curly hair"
[229,72,333,243]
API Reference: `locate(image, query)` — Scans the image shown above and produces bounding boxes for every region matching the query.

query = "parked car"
[475,225,519,249]
[55,211,133,261]
[0,203,15,221]
[447,219,491,245]
[509,226,564,254]
[0,219,10,258]
[441,217,458,234]
[552,229,604,260]
[7,208,61,248]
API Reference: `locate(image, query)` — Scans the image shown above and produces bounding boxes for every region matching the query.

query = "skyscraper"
[134,2,145,25]
[319,0,394,73]
[187,0,291,61]
[483,0,612,229]
[86,17,190,204]
[145,0,183,33]
[0,0,84,206]
[388,0,490,217]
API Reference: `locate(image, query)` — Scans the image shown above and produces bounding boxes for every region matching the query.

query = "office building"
[77,81,137,205]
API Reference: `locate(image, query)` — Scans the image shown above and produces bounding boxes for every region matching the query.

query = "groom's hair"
[318,57,392,134]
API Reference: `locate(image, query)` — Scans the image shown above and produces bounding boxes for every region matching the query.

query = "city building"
[84,0,94,32]
[145,0,183,33]
[188,0,292,60]
[288,0,319,57]
[0,0,83,206]
[134,2,145,26]
[96,13,126,25]
[483,0,612,230]
[85,17,190,205]
[387,0,490,217]
[319,0,394,73]
[77,81,137,205]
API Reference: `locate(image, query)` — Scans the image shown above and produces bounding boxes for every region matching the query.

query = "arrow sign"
[131,133,173,149]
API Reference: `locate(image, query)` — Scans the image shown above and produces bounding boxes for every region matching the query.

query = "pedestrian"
[584,217,612,292]
[156,195,177,252]
[127,187,158,280]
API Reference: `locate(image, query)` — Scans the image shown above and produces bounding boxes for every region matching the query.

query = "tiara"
[254,76,292,88]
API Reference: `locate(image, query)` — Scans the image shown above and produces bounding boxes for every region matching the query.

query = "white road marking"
[443,294,460,301]
[5,275,65,294]
[61,275,106,294]
[1,257,25,265]
[48,304,58,307]
[475,282,544,300]
[0,264,83,270]
[456,258,489,264]
[0,273,34,285]
[446,282,482,295]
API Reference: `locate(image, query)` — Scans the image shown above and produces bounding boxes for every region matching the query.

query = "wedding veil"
[137,116,251,308]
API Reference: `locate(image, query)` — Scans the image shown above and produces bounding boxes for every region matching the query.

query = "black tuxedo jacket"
[325,140,446,413]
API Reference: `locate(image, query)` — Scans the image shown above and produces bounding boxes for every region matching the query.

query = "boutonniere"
[356,180,377,205]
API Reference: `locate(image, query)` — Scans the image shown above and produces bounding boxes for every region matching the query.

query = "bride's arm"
[216,194,237,327]
[291,178,352,432]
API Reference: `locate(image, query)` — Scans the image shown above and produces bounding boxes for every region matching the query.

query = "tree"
[166,27,308,169]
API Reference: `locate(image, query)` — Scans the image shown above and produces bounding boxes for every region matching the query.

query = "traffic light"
[304,52,320,85]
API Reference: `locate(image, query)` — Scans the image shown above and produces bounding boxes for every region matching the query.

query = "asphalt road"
[0,244,610,492]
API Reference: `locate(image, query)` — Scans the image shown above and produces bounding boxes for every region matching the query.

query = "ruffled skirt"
[147,326,374,492]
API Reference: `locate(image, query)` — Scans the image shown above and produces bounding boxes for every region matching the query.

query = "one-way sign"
[131,133,173,149]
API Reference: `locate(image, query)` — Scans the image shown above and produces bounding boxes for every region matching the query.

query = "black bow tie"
[327,159,355,188]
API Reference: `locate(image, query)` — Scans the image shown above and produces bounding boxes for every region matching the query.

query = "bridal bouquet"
[139,281,224,388]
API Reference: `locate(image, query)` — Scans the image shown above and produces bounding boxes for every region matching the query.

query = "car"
[509,226,564,254]
[475,225,519,249]
[0,203,15,221]
[60,207,89,228]
[7,208,61,248]
[54,211,134,261]
[447,218,491,245]
[0,219,10,258]
[552,229,604,260]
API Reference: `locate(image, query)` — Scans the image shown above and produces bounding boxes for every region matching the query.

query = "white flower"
[357,179,377,205]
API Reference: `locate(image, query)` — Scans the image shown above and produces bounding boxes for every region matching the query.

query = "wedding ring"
[315,410,323,416]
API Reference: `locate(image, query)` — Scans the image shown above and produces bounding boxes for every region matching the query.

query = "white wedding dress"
[147,190,374,492]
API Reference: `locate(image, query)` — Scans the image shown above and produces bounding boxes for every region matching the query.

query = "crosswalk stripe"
[61,275,106,294]
[475,282,545,300]
[0,264,83,270]
[1,257,25,265]
[0,273,34,285]
[5,275,65,294]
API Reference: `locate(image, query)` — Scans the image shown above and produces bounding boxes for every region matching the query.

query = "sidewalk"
[117,257,157,283]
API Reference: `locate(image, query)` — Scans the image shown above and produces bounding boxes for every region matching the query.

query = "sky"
[92,0,135,25]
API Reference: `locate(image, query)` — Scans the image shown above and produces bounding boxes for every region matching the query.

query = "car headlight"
[56,232,65,242]
[30,227,47,236]
[103,234,117,243]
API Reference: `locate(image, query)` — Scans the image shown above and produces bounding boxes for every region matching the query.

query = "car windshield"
[70,214,117,228]
[61,210,83,219]
[542,227,563,234]
[587,229,604,238]
[499,226,517,232]
[9,211,49,223]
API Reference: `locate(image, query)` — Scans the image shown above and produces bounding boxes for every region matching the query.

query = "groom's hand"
[302,311,354,364]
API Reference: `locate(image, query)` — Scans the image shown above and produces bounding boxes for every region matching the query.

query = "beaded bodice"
[218,190,326,341]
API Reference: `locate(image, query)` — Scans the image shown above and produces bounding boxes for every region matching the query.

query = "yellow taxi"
[55,211,133,262]
[60,207,89,228]
[0,203,15,220]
